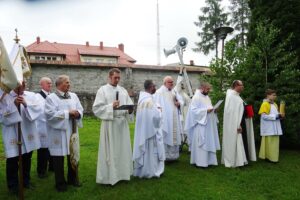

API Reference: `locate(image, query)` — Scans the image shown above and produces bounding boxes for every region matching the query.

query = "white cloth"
[185,91,220,167]
[35,92,49,148]
[174,75,191,137]
[154,85,182,160]
[93,84,133,185]
[260,104,283,136]
[0,37,20,92]
[44,92,83,156]
[0,90,41,158]
[245,118,257,161]
[133,91,165,178]
[221,89,247,167]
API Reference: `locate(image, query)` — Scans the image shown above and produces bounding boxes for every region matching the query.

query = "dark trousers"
[37,148,53,174]
[6,151,33,190]
[52,156,77,188]
[241,114,249,160]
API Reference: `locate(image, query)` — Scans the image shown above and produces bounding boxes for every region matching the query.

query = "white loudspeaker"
[163,48,176,57]
[177,37,188,48]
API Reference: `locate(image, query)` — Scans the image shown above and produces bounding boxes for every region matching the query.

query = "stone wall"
[27,63,208,114]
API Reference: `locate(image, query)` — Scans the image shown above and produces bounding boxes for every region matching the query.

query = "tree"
[229,0,251,47]
[234,21,300,147]
[248,0,300,58]
[203,20,300,147]
[194,0,229,58]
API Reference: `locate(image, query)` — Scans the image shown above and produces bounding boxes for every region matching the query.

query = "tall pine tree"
[248,0,300,57]
[229,0,251,47]
[194,0,229,57]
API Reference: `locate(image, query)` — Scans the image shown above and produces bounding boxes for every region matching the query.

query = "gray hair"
[163,76,173,84]
[39,77,52,85]
[55,75,69,87]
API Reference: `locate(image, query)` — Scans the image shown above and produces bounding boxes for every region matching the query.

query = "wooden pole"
[17,88,24,200]
[72,118,79,184]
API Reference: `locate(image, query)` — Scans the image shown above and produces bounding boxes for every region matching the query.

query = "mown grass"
[1,116,300,200]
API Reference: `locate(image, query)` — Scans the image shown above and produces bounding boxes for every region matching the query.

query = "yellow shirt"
[258,101,278,115]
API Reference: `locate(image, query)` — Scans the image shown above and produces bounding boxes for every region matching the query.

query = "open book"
[213,100,224,110]
[114,104,136,110]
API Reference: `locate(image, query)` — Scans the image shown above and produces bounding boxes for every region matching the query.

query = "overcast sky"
[0,0,230,66]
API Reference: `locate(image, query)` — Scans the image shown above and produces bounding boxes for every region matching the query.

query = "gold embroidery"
[54,139,60,145]
[10,139,17,145]
[137,100,153,111]
[56,115,65,120]
[28,134,34,141]
[3,112,10,117]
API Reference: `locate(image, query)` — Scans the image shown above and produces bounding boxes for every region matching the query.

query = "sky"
[0,0,230,66]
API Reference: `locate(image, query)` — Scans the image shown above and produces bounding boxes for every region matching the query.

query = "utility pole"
[156,0,161,66]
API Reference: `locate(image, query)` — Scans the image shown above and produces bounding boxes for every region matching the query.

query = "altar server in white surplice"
[185,82,220,167]
[133,80,165,178]
[154,76,183,161]
[35,77,53,178]
[93,68,133,185]
[45,75,83,192]
[0,82,41,193]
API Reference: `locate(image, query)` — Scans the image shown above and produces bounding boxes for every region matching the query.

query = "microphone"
[116,91,119,101]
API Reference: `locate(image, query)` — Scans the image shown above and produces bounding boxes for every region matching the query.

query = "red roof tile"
[26,39,136,65]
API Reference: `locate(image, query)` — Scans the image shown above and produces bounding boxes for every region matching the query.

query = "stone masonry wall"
[27,64,205,114]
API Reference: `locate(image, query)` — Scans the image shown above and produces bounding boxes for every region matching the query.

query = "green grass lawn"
[1,117,300,200]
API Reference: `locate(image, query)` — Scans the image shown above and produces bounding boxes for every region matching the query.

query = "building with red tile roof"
[26,37,136,66]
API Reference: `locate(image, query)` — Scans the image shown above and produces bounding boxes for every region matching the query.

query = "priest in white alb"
[154,76,183,161]
[185,82,220,167]
[93,68,133,185]
[0,82,41,193]
[221,80,256,168]
[133,80,165,178]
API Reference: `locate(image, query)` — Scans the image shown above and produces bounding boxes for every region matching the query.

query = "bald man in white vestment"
[154,76,183,161]
[185,82,220,167]
[221,80,256,168]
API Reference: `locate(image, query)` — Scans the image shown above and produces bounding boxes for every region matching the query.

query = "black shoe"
[73,182,82,187]
[56,184,67,192]
[24,183,35,190]
[67,180,82,187]
[48,168,54,172]
[38,173,48,179]
[8,187,18,196]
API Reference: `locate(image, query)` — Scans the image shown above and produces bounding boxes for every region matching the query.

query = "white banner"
[0,37,21,93]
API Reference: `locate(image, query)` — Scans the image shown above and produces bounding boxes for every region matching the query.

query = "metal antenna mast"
[156,0,161,66]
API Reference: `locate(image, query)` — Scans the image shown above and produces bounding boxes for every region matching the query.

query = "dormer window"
[30,55,63,61]
[80,55,117,64]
